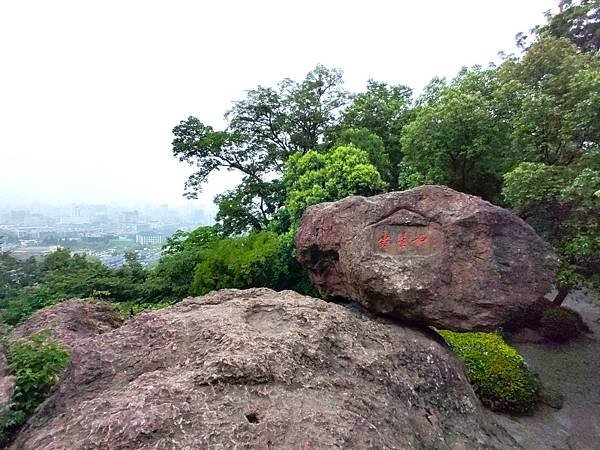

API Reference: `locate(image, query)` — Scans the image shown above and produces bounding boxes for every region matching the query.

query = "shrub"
[190,231,316,297]
[1,330,70,434]
[437,330,540,415]
[539,306,582,343]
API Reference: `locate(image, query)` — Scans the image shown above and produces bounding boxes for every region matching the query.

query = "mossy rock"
[539,306,584,343]
[438,330,540,415]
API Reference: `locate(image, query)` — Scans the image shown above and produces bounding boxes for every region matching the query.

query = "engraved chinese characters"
[373,225,443,257]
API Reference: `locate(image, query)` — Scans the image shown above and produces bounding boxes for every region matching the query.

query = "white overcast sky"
[0,0,557,208]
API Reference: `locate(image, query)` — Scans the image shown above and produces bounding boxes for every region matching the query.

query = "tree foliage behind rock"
[190,231,314,297]
[283,145,387,223]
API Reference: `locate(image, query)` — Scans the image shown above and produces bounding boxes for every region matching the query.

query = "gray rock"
[539,386,564,410]
[295,185,556,331]
[12,289,516,449]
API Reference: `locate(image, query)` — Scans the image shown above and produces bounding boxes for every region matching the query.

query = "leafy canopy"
[172,65,349,234]
[401,67,515,201]
[283,144,387,222]
[503,155,600,291]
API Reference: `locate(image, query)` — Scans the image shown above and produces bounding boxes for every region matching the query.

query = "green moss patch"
[438,330,540,415]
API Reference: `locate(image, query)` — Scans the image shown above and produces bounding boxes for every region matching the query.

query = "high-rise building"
[135,232,164,246]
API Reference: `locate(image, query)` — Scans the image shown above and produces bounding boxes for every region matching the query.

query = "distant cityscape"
[0,203,215,267]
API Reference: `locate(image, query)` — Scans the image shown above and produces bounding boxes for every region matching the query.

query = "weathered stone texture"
[11,289,514,449]
[295,185,556,330]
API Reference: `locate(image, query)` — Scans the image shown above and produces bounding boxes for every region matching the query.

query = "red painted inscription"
[373,225,442,257]
[377,229,390,250]
[412,235,427,244]
[398,232,408,248]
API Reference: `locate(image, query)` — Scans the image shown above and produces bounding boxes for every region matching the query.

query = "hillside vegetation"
[2,2,598,324]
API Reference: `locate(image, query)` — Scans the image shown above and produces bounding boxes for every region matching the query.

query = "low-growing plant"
[437,330,541,415]
[1,330,70,435]
[91,289,112,300]
[539,306,582,343]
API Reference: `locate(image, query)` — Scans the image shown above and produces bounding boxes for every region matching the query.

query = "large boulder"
[0,300,121,443]
[10,299,123,351]
[11,289,515,449]
[295,186,556,331]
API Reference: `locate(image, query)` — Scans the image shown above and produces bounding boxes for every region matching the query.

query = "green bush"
[190,231,316,297]
[1,330,70,434]
[539,307,582,343]
[437,330,540,415]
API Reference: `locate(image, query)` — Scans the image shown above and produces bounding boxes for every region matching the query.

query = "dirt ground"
[491,290,600,450]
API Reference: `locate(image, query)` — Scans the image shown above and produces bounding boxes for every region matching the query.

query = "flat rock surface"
[11,288,514,450]
[295,185,556,331]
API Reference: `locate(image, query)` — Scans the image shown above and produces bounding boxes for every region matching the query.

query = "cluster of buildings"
[0,203,213,267]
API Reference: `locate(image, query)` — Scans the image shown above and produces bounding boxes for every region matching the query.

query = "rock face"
[295,185,556,331]
[0,300,121,437]
[10,299,123,351]
[12,289,514,449]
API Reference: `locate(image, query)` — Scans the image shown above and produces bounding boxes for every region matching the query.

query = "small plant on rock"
[1,330,70,436]
[437,330,541,415]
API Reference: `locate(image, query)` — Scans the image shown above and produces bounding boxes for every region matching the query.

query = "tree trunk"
[552,287,570,306]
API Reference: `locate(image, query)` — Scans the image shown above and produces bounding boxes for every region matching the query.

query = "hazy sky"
[0,0,557,208]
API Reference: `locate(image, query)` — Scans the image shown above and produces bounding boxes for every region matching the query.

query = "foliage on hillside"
[0,0,597,322]
[0,249,147,325]
[190,231,313,296]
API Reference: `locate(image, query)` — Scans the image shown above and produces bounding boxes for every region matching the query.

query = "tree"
[503,152,600,304]
[172,65,349,235]
[499,15,600,302]
[340,80,413,187]
[401,67,515,201]
[213,179,285,235]
[533,0,600,52]
[505,36,600,166]
[334,128,391,181]
[190,231,311,296]
[283,144,387,222]
[143,226,217,302]
[0,252,29,303]
[0,249,113,325]
[161,227,217,255]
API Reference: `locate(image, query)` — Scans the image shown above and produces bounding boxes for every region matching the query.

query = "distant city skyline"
[0,0,557,206]
[0,199,217,211]
[0,198,214,266]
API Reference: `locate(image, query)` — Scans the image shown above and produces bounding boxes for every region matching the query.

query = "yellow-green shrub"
[437,330,540,415]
